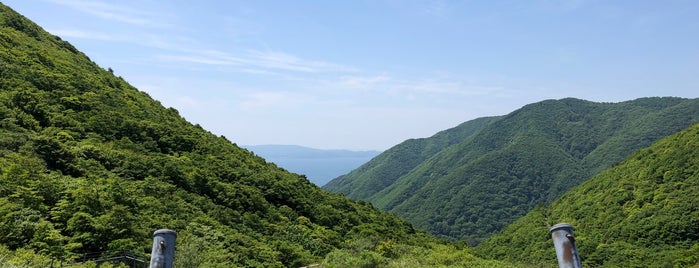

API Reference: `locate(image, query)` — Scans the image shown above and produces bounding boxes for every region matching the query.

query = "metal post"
[550,223,582,268]
[149,229,177,268]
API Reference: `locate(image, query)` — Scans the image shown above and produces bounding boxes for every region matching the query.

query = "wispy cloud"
[331,73,515,100]
[48,26,198,54]
[247,50,355,73]
[338,75,392,89]
[47,28,121,41]
[155,54,240,66]
[46,0,157,25]
[41,1,353,76]
[48,26,353,78]
[155,49,356,74]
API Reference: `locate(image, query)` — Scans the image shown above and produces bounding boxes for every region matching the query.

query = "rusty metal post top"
[550,223,581,268]
[550,223,573,233]
[153,229,177,237]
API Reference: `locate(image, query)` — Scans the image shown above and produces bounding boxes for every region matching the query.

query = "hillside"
[244,145,380,186]
[323,116,501,199]
[477,123,699,267]
[0,4,526,267]
[324,97,699,244]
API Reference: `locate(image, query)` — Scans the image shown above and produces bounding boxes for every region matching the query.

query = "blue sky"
[5,0,699,150]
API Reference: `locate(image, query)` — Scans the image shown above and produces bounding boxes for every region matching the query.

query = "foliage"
[324,116,500,199]
[326,97,699,244]
[477,123,699,267]
[322,238,531,268]
[0,4,520,267]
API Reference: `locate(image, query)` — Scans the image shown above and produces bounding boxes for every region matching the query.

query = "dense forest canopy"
[326,97,699,244]
[477,123,699,267]
[0,3,527,267]
[324,116,501,199]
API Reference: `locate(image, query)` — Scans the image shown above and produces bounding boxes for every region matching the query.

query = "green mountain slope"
[325,97,699,244]
[0,4,526,267]
[477,123,699,267]
[323,116,501,199]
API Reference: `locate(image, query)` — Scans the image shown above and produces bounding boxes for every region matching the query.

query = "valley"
[1,3,698,267]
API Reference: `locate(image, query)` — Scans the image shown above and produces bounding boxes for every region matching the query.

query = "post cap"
[550,223,573,233]
[153,229,177,237]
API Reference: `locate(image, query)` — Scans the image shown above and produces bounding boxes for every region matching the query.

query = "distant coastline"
[243,145,381,186]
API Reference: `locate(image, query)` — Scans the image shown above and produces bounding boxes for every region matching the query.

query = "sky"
[4,0,699,150]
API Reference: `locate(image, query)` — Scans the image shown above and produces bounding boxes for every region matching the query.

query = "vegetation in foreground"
[477,123,699,267]
[3,2,697,267]
[0,3,531,267]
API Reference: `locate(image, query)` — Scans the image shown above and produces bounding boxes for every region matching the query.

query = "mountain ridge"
[323,115,501,199]
[3,2,698,267]
[324,96,699,244]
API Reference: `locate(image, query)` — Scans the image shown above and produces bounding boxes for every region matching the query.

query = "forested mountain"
[323,116,501,199]
[324,97,699,244]
[0,4,524,267]
[477,123,699,267]
[244,145,380,186]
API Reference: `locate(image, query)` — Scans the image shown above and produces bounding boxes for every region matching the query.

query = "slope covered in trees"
[477,123,699,267]
[325,97,699,244]
[0,4,527,267]
[323,116,500,199]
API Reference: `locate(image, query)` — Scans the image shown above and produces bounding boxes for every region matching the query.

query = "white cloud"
[331,74,515,100]
[246,50,356,73]
[154,49,355,74]
[48,26,200,54]
[46,0,156,26]
[337,75,392,90]
[154,54,239,66]
[41,2,354,76]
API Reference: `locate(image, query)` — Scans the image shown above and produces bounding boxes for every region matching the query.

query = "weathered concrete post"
[550,223,581,268]
[150,229,177,268]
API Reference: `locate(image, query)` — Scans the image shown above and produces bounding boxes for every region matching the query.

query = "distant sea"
[243,145,381,186]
